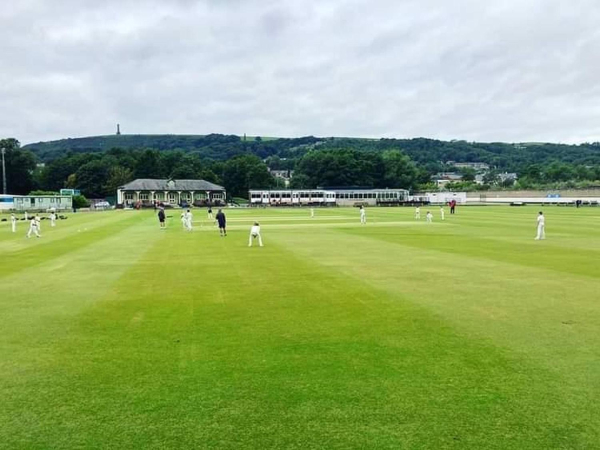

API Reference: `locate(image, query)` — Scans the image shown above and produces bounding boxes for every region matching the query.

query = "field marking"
[181,220,435,232]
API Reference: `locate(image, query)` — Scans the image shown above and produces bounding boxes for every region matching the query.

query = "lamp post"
[1,147,6,195]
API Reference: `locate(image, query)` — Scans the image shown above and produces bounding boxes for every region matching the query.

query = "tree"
[222,155,274,198]
[288,173,308,189]
[459,168,476,182]
[29,190,59,195]
[294,149,385,188]
[72,194,90,208]
[483,170,499,185]
[381,150,419,189]
[75,160,111,197]
[40,153,89,191]
[66,173,78,189]
[0,138,37,194]
[104,166,134,195]
[134,149,165,179]
[169,154,204,179]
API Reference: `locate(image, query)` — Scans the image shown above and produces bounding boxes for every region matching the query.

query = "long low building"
[249,188,409,206]
[117,179,226,207]
[0,194,73,211]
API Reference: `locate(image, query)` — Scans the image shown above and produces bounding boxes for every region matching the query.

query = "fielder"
[208,207,214,220]
[440,206,445,220]
[49,212,56,227]
[11,213,17,232]
[426,211,433,223]
[415,206,421,220]
[184,209,193,231]
[310,207,315,218]
[35,215,41,232]
[180,211,186,229]
[535,211,545,240]
[360,206,366,224]
[248,222,263,247]
[26,217,41,238]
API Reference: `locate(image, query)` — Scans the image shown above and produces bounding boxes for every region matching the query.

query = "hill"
[24,134,600,171]
[24,134,307,162]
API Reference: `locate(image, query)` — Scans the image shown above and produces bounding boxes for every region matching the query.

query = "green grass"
[1,206,600,449]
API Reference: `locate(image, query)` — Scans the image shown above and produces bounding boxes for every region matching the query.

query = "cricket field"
[1,206,599,449]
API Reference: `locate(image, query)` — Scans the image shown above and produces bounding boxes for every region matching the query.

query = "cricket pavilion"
[117,179,226,208]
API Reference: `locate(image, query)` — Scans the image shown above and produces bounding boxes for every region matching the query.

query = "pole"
[1,148,6,195]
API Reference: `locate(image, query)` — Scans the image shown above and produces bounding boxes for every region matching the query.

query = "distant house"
[269,169,294,187]
[433,172,464,188]
[498,172,518,184]
[447,161,490,171]
[117,179,226,207]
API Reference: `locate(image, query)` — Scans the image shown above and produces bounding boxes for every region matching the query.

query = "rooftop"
[120,179,225,191]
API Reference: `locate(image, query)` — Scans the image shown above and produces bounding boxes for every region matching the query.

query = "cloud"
[1,0,600,144]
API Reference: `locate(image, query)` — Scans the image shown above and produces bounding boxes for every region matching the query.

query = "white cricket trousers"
[27,226,40,238]
[536,224,545,240]
[249,232,263,247]
[12,222,16,232]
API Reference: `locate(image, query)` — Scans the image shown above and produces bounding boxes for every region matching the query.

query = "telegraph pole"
[1,147,6,194]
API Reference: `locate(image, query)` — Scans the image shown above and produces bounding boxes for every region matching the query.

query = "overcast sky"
[2,0,600,145]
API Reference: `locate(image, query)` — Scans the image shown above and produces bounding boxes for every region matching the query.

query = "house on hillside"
[432,172,464,188]
[446,161,490,171]
[268,169,294,187]
[117,179,226,207]
[498,172,518,185]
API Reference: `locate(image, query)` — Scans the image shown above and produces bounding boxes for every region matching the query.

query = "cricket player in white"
[27,218,41,238]
[415,206,421,219]
[426,211,433,223]
[440,206,445,220]
[310,208,314,218]
[11,214,17,232]
[49,212,56,227]
[35,215,41,232]
[184,209,193,231]
[535,211,545,240]
[248,222,263,247]
[180,211,186,229]
[360,206,366,224]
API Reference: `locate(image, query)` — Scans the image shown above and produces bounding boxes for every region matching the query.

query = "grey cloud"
[2,0,600,144]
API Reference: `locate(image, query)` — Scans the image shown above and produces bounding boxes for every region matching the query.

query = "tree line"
[3,138,426,198]
[3,134,600,200]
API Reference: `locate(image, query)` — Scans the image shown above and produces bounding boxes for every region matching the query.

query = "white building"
[268,169,294,187]
[447,161,490,171]
[249,188,409,206]
[0,194,73,211]
[421,192,468,205]
[117,179,226,207]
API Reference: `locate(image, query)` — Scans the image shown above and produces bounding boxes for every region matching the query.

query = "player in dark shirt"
[158,208,166,229]
[215,209,226,236]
